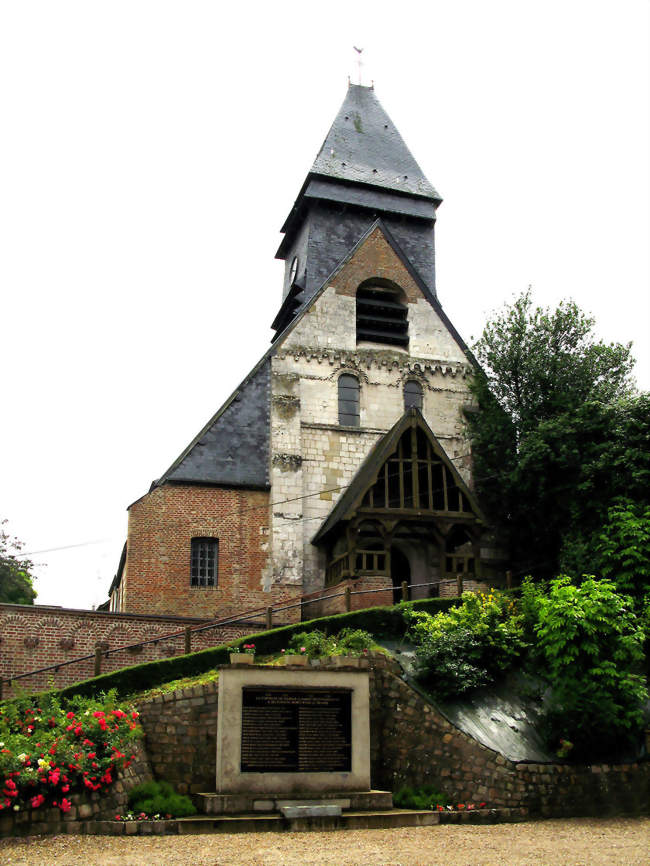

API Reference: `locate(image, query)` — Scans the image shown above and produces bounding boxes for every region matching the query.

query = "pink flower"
[300,647,306,653]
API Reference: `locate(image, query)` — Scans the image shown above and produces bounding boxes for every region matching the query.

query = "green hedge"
[20,596,463,703]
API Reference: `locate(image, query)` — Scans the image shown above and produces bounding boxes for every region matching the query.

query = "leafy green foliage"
[405,591,525,698]
[287,627,375,657]
[0,519,37,605]
[530,577,647,758]
[466,291,646,578]
[127,780,195,817]
[594,499,650,601]
[393,784,449,810]
[287,630,334,657]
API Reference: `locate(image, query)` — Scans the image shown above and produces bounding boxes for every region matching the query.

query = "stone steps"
[78,806,529,835]
[195,789,393,815]
[176,808,439,834]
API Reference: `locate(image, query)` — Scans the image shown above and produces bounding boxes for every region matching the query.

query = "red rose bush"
[0,690,141,815]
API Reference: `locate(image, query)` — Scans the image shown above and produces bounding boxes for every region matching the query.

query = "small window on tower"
[356,281,408,348]
[404,380,423,411]
[190,538,218,587]
[338,374,360,427]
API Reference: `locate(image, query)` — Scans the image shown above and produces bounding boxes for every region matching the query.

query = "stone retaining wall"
[134,655,650,818]
[2,655,648,836]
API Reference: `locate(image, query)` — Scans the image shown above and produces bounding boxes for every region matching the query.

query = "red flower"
[66,712,75,720]
[479,802,486,808]
[59,798,72,813]
[31,794,45,809]
[457,803,465,810]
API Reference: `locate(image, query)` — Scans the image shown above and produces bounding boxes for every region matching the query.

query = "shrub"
[127,780,195,817]
[531,576,647,758]
[393,785,449,810]
[405,590,525,698]
[332,628,374,656]
[287,630,334,658]
[0,689,141,815]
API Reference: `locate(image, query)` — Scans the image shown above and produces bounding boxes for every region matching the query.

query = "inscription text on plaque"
[241,687,352,773]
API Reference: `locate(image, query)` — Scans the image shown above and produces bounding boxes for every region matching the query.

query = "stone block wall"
[130,657,649,818]
[268,225,476,598]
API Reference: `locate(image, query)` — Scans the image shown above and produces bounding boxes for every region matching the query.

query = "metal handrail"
[0,571,510,693]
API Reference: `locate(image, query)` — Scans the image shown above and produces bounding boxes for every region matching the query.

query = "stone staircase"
[177,789,438,833]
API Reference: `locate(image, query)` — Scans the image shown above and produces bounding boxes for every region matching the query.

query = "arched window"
[356,281,408,348]
[190,537,218,587]
[404,380,423,411]
[338,374,360,427]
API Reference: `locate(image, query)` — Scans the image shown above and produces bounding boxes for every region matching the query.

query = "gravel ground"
[1,819,649,866]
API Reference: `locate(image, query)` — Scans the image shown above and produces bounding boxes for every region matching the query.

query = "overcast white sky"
[1,0,648,611]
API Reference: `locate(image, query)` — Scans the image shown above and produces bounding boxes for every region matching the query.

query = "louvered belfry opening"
[356,280,409,348]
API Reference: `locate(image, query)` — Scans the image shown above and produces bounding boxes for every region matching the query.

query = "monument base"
[196,789,393,815]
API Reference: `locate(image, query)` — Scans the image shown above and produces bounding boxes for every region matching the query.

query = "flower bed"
[0,690,142,818]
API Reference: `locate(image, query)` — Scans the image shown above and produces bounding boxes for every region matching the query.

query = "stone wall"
[268,225,477,598]
[131,656,650,818]
[0,603,261,698]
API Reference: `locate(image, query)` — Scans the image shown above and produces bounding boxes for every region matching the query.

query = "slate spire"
[311,84,441,201]
[274,84,442,335]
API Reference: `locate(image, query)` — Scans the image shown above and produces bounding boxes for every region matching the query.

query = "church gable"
[311,409,486,589]
[313,408,484,546]
[278,222,470,366]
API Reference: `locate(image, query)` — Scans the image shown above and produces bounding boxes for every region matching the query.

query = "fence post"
[94,644,103,678]
[506,570,513,589]
[457,574,464,597]
[184,627,192,655]
[344,587,351,612]
[266,607,273,630]
[401,581,409,603]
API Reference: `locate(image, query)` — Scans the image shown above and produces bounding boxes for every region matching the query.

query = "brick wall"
[301,576,395,620]
[122,484,301,620]
[0,603,261,698]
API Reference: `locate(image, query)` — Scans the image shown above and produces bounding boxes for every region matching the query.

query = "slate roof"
[154,356,272,490]
[312,407,485,545]
[310,84,441,202]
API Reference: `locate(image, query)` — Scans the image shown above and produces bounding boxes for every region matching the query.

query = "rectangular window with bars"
[190,537,218,587]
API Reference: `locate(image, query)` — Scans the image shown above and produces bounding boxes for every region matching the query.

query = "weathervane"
[353,46,364,85]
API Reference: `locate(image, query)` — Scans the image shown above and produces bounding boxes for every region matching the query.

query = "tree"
[466,290,646,579]
[0,520,37,605]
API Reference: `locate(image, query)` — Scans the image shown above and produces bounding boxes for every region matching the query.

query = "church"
[107,83,504,622]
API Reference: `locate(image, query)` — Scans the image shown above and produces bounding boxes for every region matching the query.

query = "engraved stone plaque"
[216,667,370,794]
[240,687,352,773]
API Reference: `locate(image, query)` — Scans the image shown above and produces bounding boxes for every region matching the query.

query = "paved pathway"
[1,817,649,865]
